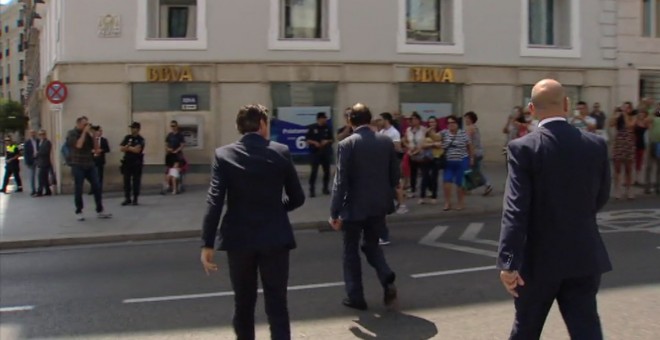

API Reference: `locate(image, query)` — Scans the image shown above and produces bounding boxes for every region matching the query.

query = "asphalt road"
[1,200,659,340]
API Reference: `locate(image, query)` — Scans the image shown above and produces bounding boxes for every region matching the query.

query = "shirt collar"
[538,117,567,128]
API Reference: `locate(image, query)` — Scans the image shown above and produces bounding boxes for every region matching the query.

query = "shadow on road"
[349,311,438,340]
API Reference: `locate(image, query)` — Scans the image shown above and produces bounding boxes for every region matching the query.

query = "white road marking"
[419,226,498,258]
[411,265,497,279]
[0,305,35,313]
[123,281,345,304]
[459,223,500,246]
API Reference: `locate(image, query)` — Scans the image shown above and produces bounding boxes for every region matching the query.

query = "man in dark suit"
[200,104,305,340]
[497,79,612,340]
[23,130,39,196]
[35,130,53,196]
[329,103,399,311]
[90,126,110,195]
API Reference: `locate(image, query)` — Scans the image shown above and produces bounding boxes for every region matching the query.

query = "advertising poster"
[401,103,453,120]
[270,106,332,155]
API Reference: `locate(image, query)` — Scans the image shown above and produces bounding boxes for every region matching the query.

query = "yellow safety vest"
[6,144,17,153]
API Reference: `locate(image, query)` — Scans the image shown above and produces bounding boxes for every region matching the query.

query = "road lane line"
[459,223,500,246]
[411,265,497,279]
[0,305,35,313]
[123,281,345,304]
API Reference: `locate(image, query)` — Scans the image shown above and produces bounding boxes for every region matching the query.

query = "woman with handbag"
[440,116,474,211]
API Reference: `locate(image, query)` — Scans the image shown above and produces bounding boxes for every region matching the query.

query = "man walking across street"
[1,136,23,194]
[497,79,611,339]
[120,122,145,206]
[306,112,333,197]
[330,103,398,311]
[66,117,112,220]
[200,104,305,340]
[23,129,39,196]
[35,130,53,196]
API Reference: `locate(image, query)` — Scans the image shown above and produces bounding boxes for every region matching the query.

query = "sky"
[0,0,14,5]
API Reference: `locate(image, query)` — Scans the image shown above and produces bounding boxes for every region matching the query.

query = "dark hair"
[348,103,372,126]
[236,104,269,134]
[410,112,422,122]
[446,116,458,124]
[464,111,478,123]
[577,101,587,106]
[76,116,88,123]
[380,112,394,125]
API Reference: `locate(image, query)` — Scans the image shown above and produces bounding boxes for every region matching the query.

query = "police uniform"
[305,113,334,196]
[2,141,23,193]
[120,123,146,205]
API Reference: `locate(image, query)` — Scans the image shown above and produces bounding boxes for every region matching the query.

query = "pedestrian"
[421,116,444,204]
[610,103,637,199]
[403,112,428,198]
[569,101,597,132]
[35,130,53,196]
[200,104,305,340]
[498,79,611,340]
[645,108,660,195]
[90,125,110,195]
[23,129,39,196]
[120,122,145,206]
[463,111,493,196]
[634,110,650,186]
[329,103,398,311]
[1,135,23,194]
[305,112,333,197]
[336,107,353,142]
[65,116,112,220]
[440,116,473,211]
[164,120,185,192]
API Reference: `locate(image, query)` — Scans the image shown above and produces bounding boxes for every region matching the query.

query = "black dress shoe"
[309,191,316,198]
[342,298,368,311]
[322,189,331,195]
[15,188,23,193]
[384,283,398,307]
[121,199,132,206]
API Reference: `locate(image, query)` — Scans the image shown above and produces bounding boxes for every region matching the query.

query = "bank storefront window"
[270,82,337,162]
[131,82,210,112]
[399,82,463,120]
[523,85,581,108]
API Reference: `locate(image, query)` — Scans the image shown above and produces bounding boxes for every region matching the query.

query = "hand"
[200,248,218,276]
[500,270,525,298]
[83,124,92,134]
[328,217,343,231]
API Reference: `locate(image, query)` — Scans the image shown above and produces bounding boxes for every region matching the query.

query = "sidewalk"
[0,161,652,249]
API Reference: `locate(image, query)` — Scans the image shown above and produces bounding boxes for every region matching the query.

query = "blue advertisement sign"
[270,106,331,155]
[181,94,198,111]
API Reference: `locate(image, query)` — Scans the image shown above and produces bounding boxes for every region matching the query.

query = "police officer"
[305,112,334,197]
[120,122,145,206]
[1,136,23,194]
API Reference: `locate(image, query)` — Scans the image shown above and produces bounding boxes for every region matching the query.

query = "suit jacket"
[497,120,612,280]
[23,138,39,167]
[36,139,52,168]
[94,137,110,166]
[201,133,305,251]
[330,126,400,221]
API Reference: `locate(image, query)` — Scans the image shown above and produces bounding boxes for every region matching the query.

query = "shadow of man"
[349,311,438,340]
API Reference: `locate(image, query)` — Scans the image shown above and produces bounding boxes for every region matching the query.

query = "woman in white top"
[403,112,429,198]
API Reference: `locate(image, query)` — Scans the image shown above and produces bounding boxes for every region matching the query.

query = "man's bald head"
[529,79,568,119]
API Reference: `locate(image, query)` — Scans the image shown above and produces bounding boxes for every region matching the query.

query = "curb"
[1,194,655,251]
[0,207,503,251]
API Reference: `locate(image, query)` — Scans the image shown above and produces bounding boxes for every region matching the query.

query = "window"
[131,82,210,112]
[147,0,197,39]
[269,0,339,50]
[281,0,326,39]
[640,74,660,102]
[523,85,581,108]
[136,0,208,50]
[18,34,24,52]
[19,60,24,81]
[642,0,660,38]
[397,0,464,54]
[406,0,452,43]
[521,0,580,58]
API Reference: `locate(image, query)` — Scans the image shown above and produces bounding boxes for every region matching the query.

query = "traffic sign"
[45,81,68,104]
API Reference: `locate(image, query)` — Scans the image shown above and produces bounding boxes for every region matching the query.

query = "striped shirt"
[441,129,471,161]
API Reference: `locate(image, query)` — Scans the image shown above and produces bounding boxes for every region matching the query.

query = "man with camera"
[65,117,112,221]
